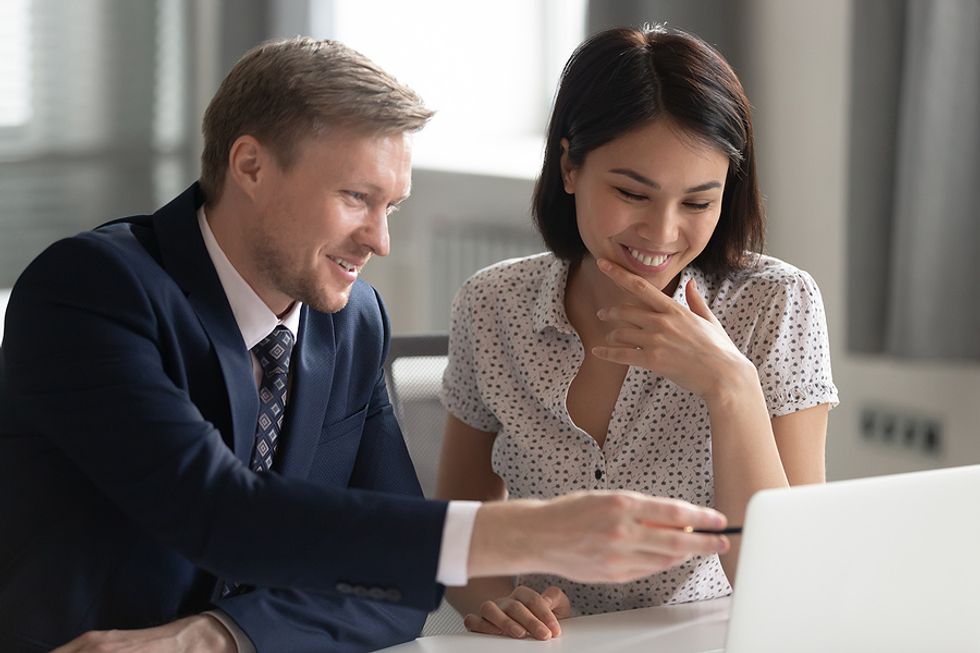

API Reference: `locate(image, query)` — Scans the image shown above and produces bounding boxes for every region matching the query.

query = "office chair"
[383,333,467,636]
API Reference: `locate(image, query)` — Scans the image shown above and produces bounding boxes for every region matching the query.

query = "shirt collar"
[531,255,702,334]
[670,266,701,308]
[197,206,302,350]
[532,257,576,335]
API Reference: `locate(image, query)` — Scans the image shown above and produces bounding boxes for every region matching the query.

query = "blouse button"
[594,468,603,481]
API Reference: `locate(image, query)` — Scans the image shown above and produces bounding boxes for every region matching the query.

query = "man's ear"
[558,137,577,194]
[227,135,266,201]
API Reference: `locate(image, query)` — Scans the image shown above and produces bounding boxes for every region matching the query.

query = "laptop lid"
[724,464,980,653]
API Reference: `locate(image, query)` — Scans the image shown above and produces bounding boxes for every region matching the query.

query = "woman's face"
[561,118,730,295]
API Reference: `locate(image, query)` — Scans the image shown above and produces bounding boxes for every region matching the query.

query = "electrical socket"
[859,405,943,455]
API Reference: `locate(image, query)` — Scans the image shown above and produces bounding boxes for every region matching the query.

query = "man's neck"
[204,195,292,316]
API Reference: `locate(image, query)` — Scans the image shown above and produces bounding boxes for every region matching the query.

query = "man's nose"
[358,207,390,257]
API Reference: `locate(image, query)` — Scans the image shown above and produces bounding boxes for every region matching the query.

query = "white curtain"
[885,0,980,359]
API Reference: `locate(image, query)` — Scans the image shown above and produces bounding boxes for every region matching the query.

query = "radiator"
[430,219,543,324]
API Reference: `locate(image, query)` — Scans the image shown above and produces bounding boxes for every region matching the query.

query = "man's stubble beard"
[250,236,350,315]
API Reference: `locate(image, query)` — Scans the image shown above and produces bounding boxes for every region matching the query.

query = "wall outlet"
[859,405,943,456]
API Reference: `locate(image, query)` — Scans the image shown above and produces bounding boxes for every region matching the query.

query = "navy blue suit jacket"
[0,184,447,652]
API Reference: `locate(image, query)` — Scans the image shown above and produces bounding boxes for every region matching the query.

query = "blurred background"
[1,0,978,481]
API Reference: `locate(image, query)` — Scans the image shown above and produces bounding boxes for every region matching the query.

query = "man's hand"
[51,615,235,653]
[468,491,730,583]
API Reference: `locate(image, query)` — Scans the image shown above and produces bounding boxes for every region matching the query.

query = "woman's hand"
[463,585,572,640]
[592,258,755,404]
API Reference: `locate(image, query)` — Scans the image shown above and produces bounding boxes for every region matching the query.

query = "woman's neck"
[564,256,630,341]
[563,255,684,342]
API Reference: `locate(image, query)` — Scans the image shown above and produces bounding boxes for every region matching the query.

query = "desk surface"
[376,597,731,653]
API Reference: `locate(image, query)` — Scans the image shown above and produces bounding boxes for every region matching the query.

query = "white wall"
[360,168,537,334]
[743,0,980,479]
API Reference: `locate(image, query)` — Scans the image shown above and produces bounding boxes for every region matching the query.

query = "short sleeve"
[440,278,503,433]
[746,269,839,417]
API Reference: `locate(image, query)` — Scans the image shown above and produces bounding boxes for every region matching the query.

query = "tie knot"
[253,325,294,376]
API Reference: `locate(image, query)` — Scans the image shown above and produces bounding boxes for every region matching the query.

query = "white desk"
[376,597,731,653]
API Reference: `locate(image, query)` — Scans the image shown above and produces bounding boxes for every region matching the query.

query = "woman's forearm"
[704,361,788,582]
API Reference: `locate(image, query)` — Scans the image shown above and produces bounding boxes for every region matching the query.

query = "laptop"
[721,464,980,652]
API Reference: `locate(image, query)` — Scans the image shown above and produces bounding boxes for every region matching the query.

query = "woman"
[437,24,838,640]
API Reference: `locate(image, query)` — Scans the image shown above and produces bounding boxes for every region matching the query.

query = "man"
[0,38,730,653]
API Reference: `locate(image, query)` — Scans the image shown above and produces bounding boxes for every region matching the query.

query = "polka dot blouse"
[440,252,839,616]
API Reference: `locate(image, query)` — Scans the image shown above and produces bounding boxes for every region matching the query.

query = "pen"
[639,519,743,535]
[685,526,742,535]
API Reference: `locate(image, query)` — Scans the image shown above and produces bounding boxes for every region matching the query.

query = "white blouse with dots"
[440,251,839,616]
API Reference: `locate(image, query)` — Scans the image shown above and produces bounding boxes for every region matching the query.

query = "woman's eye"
[616,188,646,201]
[684,201,711,211]
[346,191,368,203]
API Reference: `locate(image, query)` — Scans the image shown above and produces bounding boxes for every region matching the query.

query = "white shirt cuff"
[435,500,481,586]
[204,610,255,653]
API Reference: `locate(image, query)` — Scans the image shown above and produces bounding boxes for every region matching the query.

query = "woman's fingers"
[500,596,555,640]
[592,326,663,370]
[595,258,721,331]
[593,276,746,397]
[541,585,573,620]
[511,585,563,637]
[596,258,676,311]
[604,326,654,349]
[463,613,505,636]
[591,344,649,368]
[684,278,721,325]
[597,304,662,329]
[474,600,528,638]
[465,587,569,640]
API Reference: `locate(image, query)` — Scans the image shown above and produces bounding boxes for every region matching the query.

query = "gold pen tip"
[683,526,694,533]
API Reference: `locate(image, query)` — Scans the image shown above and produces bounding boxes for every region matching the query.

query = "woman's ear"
[559,137,577,194]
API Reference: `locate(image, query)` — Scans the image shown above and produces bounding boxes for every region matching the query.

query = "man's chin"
[304,288,352,314]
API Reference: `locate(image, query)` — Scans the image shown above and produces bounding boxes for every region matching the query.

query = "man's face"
[245,129,412,313]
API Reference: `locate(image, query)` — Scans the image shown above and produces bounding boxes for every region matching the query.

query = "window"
[0,0,193,287]
[313,0,586,178]
[0,0,31,129]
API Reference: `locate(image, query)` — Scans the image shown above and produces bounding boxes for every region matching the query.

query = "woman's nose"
[635,205,679,246]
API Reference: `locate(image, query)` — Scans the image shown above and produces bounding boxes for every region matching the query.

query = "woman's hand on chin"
[592,258,757,404]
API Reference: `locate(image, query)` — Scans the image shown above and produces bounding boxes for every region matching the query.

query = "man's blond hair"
[200,37,433,201]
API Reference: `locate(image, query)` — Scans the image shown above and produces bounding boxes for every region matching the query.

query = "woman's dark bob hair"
[532,25,764,275]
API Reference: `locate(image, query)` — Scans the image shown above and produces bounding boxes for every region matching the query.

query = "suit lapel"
[152,184,259,463]
[275,306,335,478]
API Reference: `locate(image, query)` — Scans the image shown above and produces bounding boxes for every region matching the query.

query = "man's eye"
[616,188,646,201]
[346,191,368,202]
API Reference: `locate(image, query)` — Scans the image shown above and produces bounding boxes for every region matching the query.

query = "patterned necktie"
[220,325,295,598]
[250,325,295,472]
